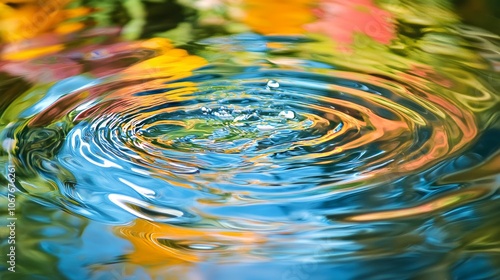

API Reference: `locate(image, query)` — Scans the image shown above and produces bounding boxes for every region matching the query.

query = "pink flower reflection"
[305,0,395,49]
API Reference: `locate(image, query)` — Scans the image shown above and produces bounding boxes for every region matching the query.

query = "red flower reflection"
[305,0,395,48]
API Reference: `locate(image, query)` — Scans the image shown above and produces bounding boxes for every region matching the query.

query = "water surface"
[0,0,499,279]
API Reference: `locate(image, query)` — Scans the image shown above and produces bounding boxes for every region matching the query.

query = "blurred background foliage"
[0,0,499,44]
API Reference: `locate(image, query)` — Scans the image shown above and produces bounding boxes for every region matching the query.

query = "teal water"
[1,0,499,279]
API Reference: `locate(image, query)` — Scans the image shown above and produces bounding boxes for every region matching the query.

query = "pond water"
[1,0,499,279]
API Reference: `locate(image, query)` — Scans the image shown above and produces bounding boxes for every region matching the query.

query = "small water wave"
[1,32,498,266]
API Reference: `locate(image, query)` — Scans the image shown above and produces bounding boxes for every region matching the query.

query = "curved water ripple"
[2,34,498,264]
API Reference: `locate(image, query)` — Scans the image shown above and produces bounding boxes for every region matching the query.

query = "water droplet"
[266,80,280,89]
[278,110,295,119]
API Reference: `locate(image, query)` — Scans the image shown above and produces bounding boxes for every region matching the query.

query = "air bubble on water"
[214,111,234,120]
[278,110,295,119]
[201,107,212,114]
[266,80,280,89]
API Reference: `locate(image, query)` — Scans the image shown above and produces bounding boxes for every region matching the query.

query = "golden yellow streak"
[347,187,490,222]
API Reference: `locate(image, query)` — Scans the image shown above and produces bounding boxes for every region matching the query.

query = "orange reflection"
[118,37,207,83]
[346,186,491,221]
[122,48,208,81]
[243,0,316,35]
[1,44,66,61]
[116,219,265,266]
[0,0,90,42]
[29,38,207,126]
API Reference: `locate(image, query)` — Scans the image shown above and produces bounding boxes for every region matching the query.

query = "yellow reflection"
[346,186,491,222]
[441,150,500,183]
[116,219,264,266]
[122,38,208,80]
[242,0,315,35]
[1,44,65,61]
[0,0,89,42]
